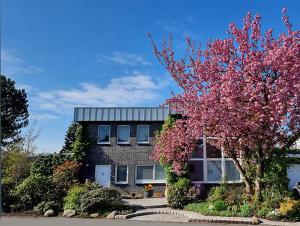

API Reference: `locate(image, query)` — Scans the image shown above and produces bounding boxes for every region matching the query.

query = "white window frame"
[190,136,242,184]
[135,165,166,184]
[97,125,111,144]
[137,125,150,144]
[117,125,130,144]
[115,165,128,184]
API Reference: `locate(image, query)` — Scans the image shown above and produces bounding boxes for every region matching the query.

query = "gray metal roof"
[74,107,173,122]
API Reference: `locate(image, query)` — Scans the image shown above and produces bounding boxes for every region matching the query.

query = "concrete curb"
[116,208,300,225]
[116,208,253,224]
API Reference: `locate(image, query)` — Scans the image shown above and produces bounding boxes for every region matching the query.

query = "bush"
[210,200,227,211]
[30,154,70,176]
[257,206,272,218]
[33,201,60,214]
[79,188,122,213]
[207,184,227,203]
[52,160,81,201]
[1,181,17,212]
[11,174,52,210]
[278,198,300,221]
[185,202,232,217]
[261,187,289,210]
[187,183,205,201]
[64,185,87,210]
[239,203,253,217]
[167,178,191,209]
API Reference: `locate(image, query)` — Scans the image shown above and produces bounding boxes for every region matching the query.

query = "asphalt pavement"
[0,216,250,226]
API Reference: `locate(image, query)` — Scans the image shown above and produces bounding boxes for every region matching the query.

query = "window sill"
[135,180,166,184]
[97,142,110,145]
[115,182,128,185]
[137,141,150,144]
[117,142,130,145]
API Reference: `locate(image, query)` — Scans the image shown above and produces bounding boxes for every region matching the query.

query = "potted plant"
[143,184,153,198]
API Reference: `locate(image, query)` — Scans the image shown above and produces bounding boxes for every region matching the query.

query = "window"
[207,160,222,182]
[155,165,165,180]
[189,160,204,181]
[117,125,130,144]
[137,125,149,144]
[191,140,204,158]
[98,125,111,144]
[206,143,222,158]
[225,161,240,181]
[135,165,166,184]
[115,165,128,184]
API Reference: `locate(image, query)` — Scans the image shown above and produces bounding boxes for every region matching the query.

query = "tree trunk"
[231,157,253,196]
[254,151,263,202]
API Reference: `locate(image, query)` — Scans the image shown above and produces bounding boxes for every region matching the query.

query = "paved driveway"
[1,216,248,226]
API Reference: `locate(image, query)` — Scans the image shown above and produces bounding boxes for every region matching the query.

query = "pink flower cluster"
[152,10,300,174]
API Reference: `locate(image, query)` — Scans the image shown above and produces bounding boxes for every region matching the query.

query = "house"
[74,106,243,196]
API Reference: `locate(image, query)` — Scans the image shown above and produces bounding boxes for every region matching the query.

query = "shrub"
[278,198,300,221]
[52,160,81,199]
[206,184,227,203]
[33,201,60,214]
[257,206,272,218]
[167,178,191,209]
[11,174,52,210]
[2,142,32,185]
[64,185,87,210]
[30,154,69,176]
[261,187,289,209]
[210,200,227,211]
[185,202,232,217]
[1,181,17,212]
[187,183,205,201]
[79,188,122,213]
[239,203,253,217]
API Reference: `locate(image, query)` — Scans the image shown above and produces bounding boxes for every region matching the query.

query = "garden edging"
[115,207,300,225]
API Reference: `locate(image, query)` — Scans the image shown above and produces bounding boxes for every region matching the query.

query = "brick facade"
[82,121,166,195]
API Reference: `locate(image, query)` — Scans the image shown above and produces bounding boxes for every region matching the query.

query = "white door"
[287,164,300,189]
[95,165,111,187]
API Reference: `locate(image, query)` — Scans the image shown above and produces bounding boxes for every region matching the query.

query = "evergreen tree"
[61,121,79,153]
[1,75,29,145]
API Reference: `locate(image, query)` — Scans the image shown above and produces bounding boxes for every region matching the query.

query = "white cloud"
[186,16,197,24]
[31,73,167,116]
[97,51,151,66]
[30,113,59,121]
[1,49,43,76]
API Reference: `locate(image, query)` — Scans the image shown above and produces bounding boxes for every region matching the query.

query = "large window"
[115,165,128,184]
[135,165,165,184]
[117,125,130,144]
[189,137,241,183]
[207,160,222,182]
[189,160,204,181]
[225,160,240,181]
[98,125,111,144]
[137,125,149,144]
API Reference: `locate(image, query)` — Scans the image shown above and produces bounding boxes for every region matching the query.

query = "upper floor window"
[117,125,130,144]
[98,125,111,144]
[137,125,149,144]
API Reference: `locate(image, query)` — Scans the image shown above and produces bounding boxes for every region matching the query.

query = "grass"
[184,202,235,217]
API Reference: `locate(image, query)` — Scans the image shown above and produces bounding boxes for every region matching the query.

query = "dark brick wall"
[82,121,166,195]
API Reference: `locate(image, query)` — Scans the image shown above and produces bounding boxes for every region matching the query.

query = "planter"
[144,190,153,198]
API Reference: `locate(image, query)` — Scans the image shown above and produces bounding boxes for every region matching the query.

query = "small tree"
[70,124,89,161]
[1,75,29,145]
[61,122,80,153]
[152,9,300,199]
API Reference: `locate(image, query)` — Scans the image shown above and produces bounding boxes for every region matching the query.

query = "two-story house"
[74,106,242,196]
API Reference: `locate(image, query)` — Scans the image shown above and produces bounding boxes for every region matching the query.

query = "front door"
[95,165,111,187]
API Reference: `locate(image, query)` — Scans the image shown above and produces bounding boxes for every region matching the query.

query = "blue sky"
[1,0,299,153]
